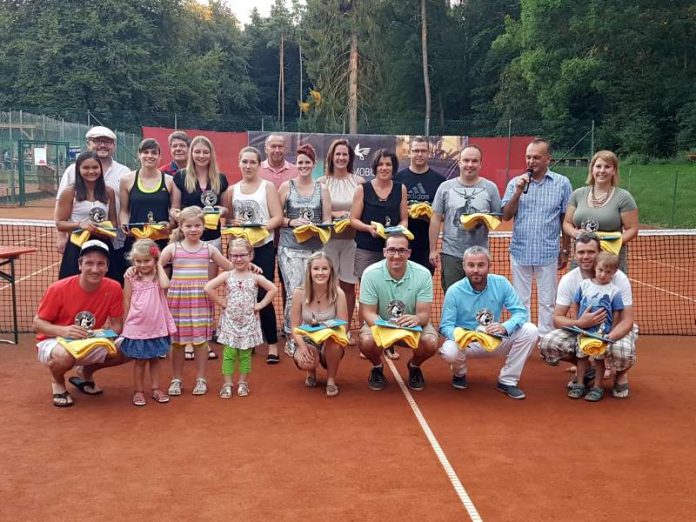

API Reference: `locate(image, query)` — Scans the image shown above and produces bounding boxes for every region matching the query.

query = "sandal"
[219,383,234,399]
[305,373,317,388]
[567,383,586,400]
[151,389,170,404]
[52,391,74,408]
[208,350,218,360]
[184,351,195,361]
[585,387,605,402]
[168,378,182,396]
[385,347,400,360]
[612,381,630,399]
[326,383,339,397]
[132,391,146,407]
[237,382,249,397]
[192,378,208,396]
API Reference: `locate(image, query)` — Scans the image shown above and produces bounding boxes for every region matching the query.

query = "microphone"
[522,169,532,194]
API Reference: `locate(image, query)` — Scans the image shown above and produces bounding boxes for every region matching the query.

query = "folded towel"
[453,327,502,352]
[222,226,270,246]
[370,325,421,349]
[579,335,607,356]
[408,202,433,219]
[293,223,332,245]
[332,219,351,234]
[57,334,118,360]
[129,223,169,241]
[294,325,349,347]
[371,222,415,240]
[70,221,118,247]
[203,210,220,230]
[596,231,623,255]
[459,213,501,231]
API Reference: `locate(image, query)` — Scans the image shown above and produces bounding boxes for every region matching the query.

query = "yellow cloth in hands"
[294,325,349,347]
[57,335,118,360]
[579,335,607,357]
[332,219,351,234]
[370,325,421,349]
[596,231,623,255]
[130,223,169,241]
[293,224,332,245]
[453,327,502,352]
[370,222,415,240]
[459,213,502,231]
[408,202,433,219]
[203,211,220,230]
[222,226,270,246]
[69,221,117,247]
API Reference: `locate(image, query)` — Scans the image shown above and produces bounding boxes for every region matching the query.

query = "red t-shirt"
[36,276,123,339]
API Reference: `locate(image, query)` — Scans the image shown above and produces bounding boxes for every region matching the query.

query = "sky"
[226,0,283,26]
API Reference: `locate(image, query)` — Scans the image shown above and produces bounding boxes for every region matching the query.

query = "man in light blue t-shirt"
[358,234,440,392]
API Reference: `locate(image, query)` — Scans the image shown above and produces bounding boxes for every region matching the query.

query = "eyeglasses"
[89,138,114,145]
[385,247,410,256]
[229,254,249,259]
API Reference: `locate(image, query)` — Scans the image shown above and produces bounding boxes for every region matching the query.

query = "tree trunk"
[348,30,359,134]
[421,0,431,136]
[279,32,285,130]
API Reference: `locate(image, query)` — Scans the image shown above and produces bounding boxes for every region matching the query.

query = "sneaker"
[451,374,468,390]
[368,366,386,391]
[496,381,526,400]
[407,362,425,391]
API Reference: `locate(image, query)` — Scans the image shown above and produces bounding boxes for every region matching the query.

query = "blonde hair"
[302,251,338,305]
[596,251,620,272]
[185,136,221,194]
[169,206,204,243]
[227,238,254,260]
[587,150,620,186]
[127,238,160,262]
[239,146,262,163]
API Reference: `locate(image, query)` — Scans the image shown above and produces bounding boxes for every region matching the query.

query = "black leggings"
[254,241,278,344]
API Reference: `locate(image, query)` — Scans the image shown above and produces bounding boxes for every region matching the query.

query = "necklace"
[590,186,614,207]
[314,291,327,305]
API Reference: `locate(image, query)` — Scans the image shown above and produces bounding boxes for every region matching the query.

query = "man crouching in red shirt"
[33,240,128,407]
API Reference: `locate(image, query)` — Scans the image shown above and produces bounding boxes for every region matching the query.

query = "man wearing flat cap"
[33,240,129,408]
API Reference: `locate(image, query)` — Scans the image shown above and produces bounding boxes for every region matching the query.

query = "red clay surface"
[1,335,695,521]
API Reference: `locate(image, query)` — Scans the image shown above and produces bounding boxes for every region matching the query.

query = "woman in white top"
[230,146,283,362]
[316,138,364,337]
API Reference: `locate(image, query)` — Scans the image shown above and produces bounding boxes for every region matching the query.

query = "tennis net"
[1,219,694,336]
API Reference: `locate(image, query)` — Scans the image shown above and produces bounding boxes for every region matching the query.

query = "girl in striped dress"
[159,206,231,396]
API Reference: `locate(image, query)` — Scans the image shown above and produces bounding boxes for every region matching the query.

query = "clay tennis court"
[1,202,695,520]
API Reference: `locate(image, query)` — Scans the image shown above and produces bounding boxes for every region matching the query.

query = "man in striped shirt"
[502,139,572,335]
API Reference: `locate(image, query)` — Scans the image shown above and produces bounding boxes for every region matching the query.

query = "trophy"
[201,190,218,212]
[88,207,106,224]
[475,308,494,333]
[75,311,96,334]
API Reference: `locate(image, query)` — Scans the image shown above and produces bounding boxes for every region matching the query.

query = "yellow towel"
[453,327,502,352]
[332,219,351,234]
[129,223,169,241]
[69,221,117,247]
[222,226,270,246]
[459,213,502,231]
[57,335,118,360]
[370,324,421,349]
[293,224,332,245]
[370,222,415,240]
[294,325,349,347]
[408,202,433,219]
[596,232,623,256]
[579,335,607,357]
[204,211,220,231]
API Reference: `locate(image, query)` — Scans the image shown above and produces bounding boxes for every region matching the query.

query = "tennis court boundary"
[385,358,483,522]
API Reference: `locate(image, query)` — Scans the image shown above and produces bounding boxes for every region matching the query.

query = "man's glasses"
[89,138,114,145]
[385,247,410,256]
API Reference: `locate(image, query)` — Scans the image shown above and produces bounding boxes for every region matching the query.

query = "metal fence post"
[670,171,678,228]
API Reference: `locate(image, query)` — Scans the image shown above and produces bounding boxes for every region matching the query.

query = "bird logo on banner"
[355,143,371,160]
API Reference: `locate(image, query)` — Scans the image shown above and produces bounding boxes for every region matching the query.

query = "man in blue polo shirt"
[439,246,538,399]
[358,233,439,391]
[502,138,572,335]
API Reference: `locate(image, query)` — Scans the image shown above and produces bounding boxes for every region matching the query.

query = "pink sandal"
[151,389,170,403]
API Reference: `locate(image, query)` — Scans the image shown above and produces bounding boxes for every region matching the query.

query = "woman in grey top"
[278,144,332,351]
[563,150,638,273]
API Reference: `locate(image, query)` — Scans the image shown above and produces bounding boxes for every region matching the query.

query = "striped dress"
[167,242,213,345]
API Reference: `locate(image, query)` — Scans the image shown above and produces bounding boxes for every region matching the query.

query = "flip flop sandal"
[68,376,103,395]
[326,383,339,397]
[567,383,586,400]
[132,391,147,407]
[584,387,605,402]
[52,391,74,408]
[151,389,170,404]
[612,382,630,399]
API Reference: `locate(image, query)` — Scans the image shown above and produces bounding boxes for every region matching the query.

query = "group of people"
[33,127,640,408]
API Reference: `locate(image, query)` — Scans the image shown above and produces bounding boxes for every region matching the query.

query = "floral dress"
[217,273,263,349]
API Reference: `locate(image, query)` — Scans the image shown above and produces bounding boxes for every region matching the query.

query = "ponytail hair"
[169,206,204,244]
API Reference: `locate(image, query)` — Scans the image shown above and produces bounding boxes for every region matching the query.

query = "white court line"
[385,358,483,522]
[16,230,52,246]
[633,257,691,273]
[629,277,696,304]
[0,261,60,292]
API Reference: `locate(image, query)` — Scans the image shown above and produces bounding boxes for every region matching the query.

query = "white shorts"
[36,338,108,367]
[323,239,358,284]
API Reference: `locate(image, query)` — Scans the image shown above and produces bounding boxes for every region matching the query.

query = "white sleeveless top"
[232,179,274,245]
[70,198,110,223]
